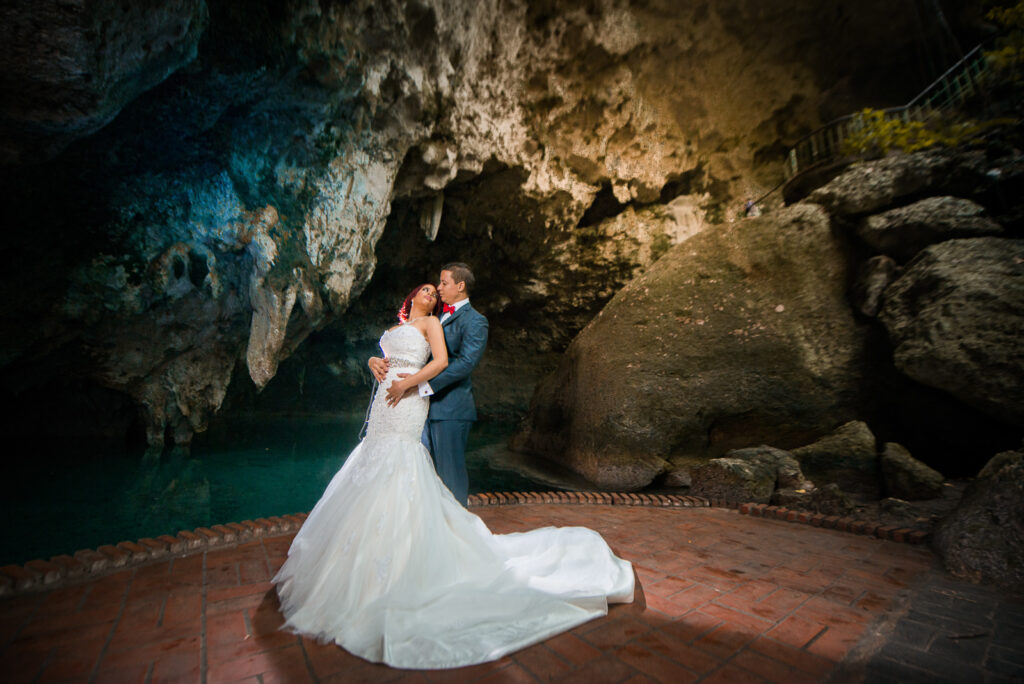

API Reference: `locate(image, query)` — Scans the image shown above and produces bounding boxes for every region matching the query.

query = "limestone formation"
[512,204,868,489]
[856,196,1004,262]
[790,421,880,496]
[879,442,944,500]
[879,237,1024,426]
[0,0,208,163]
[0,0,980,448]
[933,449,1024,589]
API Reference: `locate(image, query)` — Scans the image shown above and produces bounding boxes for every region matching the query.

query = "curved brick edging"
[735,502,930,545]
[466,491,709,507]
[0,490,929,598]
[0,513,308,599]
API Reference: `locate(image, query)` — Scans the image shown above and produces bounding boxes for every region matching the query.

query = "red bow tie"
[442,303,456,315]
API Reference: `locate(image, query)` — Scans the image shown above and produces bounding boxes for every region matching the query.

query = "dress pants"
[422,419,472,506]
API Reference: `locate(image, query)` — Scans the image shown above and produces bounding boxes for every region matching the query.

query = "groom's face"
[437,270,463,304]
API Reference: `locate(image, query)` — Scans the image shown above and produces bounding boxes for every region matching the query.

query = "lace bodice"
[364,325,431,441]
[379,324,431,369]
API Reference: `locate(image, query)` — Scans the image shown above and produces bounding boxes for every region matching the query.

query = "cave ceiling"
[0,0,972,446]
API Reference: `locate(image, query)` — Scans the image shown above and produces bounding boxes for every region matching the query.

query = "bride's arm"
[385,318,448,399]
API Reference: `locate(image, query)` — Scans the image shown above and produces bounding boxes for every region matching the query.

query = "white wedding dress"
[272,324,634,669]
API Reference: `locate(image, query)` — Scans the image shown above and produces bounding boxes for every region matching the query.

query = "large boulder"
[856,196,1003,262]
[728,445,806,489]
[512,204,868,489]
[790,421,880,496]
[805,148,991,217]
[879,442,944,500]
[879,237,1024,426]
[690,458,776,504]
[691,444,807,503]
[933,449,1024,589]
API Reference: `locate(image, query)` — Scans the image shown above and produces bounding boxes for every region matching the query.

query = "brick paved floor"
[1,505,1020,683]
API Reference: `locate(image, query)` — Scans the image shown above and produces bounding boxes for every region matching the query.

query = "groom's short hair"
[442,262,475,294]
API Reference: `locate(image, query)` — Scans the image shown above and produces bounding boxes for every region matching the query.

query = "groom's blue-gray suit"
[421,302,488,506]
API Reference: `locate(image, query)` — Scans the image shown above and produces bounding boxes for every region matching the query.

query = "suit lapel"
[442,303,471,327]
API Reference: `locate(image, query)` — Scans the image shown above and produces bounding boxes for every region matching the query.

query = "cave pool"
[1,418,547,567]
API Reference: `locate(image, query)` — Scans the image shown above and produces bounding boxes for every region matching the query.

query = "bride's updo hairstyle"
[397,283,442,323]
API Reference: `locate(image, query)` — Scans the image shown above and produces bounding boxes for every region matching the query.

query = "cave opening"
[576,183,624,228]
[576,165,713,230]
[187,250,208,289]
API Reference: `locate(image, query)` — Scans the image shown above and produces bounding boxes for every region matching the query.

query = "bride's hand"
[368,356,388,382]
[385,376,412,407]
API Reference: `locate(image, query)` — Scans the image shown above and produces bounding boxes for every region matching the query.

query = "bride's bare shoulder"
[413,316,442,339]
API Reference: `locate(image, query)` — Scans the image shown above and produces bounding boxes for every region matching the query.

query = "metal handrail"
[782,42,991,181]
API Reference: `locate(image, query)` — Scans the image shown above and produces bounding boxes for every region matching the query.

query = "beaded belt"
[387,356,421,370]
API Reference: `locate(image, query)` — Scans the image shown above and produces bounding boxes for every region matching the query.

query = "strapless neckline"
[384,324,429,346]
[385,323,432,350]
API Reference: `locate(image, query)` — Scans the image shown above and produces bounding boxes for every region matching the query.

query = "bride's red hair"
[397,283,442,322]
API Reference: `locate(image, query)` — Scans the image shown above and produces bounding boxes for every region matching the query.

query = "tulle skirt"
[272,430,634,669]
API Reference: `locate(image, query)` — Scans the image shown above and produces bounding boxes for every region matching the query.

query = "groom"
[379,262,488,506]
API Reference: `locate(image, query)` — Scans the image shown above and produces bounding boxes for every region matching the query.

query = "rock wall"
[511,204,869,489]
[0,0,969,448]
[515,138,1024,489]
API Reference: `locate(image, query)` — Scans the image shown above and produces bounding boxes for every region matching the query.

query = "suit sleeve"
[428,313,488,394]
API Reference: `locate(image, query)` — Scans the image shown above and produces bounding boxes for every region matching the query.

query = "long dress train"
[272,324,634,669]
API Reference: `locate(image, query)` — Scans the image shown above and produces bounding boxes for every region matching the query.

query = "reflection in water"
[123,447,212,539]
[1,418,556,566]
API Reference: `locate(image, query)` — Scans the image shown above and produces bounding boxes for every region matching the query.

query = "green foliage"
[985,2,1024,74]
[840,109,989,156]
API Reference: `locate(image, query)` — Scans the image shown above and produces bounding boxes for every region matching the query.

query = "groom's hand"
[385,373,416,407]
[368,356,388,382]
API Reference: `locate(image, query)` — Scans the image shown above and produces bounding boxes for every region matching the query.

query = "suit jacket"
[428,303,488,421]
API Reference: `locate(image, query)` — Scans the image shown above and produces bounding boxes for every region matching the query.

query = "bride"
[272,283,634,670]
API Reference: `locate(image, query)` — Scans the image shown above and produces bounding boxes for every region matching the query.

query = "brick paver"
[1,505,1021,682]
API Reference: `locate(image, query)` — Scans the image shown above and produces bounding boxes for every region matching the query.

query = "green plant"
[985,2,1024,75]
[840,109,988,156]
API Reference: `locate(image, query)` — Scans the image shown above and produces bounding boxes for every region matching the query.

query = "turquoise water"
[0,418,546,567]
